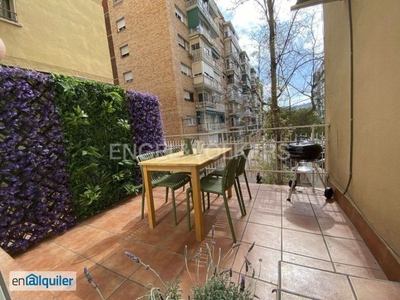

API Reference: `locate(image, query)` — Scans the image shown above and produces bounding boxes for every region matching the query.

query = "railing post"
[311,125,315,141]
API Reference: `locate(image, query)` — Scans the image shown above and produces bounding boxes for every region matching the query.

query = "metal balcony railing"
[188,26,214,45]
[0,8,17,22]
[224,31,239,49]
[164,124,329,185]
[191,49,214,66]
[196,123,226,132]
[196,101,224,112]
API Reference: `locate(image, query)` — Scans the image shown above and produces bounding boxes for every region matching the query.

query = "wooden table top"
[138,147,231,167]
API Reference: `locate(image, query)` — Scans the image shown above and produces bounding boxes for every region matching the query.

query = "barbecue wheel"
[324,187,334,199]
[288,179,297,188]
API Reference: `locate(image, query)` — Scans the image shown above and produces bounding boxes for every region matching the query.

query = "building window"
[180,63,192,77]
[120,44,129,57]
[123,71,133,83]
[116,17,126,32]
[184,90,194,102]
[178,34,189,50]
[174,6,186,24]
[186,116,195,126]
[191,43,200,51]
[0,0,17,22]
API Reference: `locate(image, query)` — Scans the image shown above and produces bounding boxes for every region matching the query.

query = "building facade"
[103,0,262,137]
[0,0,113,83]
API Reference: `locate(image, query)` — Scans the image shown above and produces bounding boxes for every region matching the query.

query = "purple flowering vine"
[0,66,76,253]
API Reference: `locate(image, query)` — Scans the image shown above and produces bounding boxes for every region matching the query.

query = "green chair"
[163,146,182,155]
[185,155,244,243]
[207,145,253,201]
[137,150,191,226]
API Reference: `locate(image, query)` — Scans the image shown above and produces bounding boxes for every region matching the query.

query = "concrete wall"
[324,0,400,271]
[0,0,112,83]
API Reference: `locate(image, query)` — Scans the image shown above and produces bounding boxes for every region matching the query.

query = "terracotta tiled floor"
[3,183,400,299]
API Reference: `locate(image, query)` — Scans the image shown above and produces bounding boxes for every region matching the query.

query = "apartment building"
[0,0,113,83]
[103,0,262,137]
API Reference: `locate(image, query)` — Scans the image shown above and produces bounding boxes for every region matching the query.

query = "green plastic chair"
[185,155,244,243]
[137,150,191,226]
[207,144,253,202]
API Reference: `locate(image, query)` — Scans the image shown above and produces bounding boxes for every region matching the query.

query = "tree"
[229,0,324,183]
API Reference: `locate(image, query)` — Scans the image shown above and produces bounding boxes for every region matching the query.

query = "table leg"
[191,168,204,241]
[143,167,156,228]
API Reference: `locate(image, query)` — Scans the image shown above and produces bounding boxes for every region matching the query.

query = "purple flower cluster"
[0,66,76,253]
[126,90,165,153]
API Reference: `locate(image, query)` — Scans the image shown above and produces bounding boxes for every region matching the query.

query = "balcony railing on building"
[197,123,226,132]
[196,101,225,111]
[224,30,240,49]
[191,48,215,67]
[0,8,17,22]
[227,94,242,104]
[193,75,214,89]
[189,26,214,46]
[226,48,240,63]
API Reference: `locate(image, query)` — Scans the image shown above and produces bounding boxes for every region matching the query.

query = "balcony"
[186,0,219,37]
[190,48,214,66]
[2,126,399,299]
[188,26,214,46]
[197,122,226,132]
[193,74,214,89]
[224,27,240,49]
[196,100,225,112]
[227,94,242,104]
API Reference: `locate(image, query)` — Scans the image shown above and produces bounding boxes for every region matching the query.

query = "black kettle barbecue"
[286,141,333,201]
[286,141,323,161]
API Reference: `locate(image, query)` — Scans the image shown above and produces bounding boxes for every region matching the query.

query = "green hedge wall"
[53,75,139,220]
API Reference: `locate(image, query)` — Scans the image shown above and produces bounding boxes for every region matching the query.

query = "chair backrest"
[136,151,169,184]
[221,155,241,191]
[236,145,252,176]
[163,146,181,155]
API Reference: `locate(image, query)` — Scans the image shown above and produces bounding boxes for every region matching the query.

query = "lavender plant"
[188,228,261,300]
[83,227,261,299]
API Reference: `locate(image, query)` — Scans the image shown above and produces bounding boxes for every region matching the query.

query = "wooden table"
[138,147,231,241]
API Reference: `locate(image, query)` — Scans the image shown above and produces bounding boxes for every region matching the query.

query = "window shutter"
[117,18,126,31]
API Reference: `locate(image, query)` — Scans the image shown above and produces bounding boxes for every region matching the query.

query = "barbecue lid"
[286,141,323,161]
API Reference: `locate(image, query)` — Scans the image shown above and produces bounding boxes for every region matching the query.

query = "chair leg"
[165,187,169,203]
[186,187,192,231]
[171,188,178,226]
[234,179,246,216]
[243,171,252,200]
[235,176,245,213]
[222,194,236,243]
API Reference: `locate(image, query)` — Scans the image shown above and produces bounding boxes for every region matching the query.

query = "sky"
[213,0,324,107]
[214,0,298,55]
